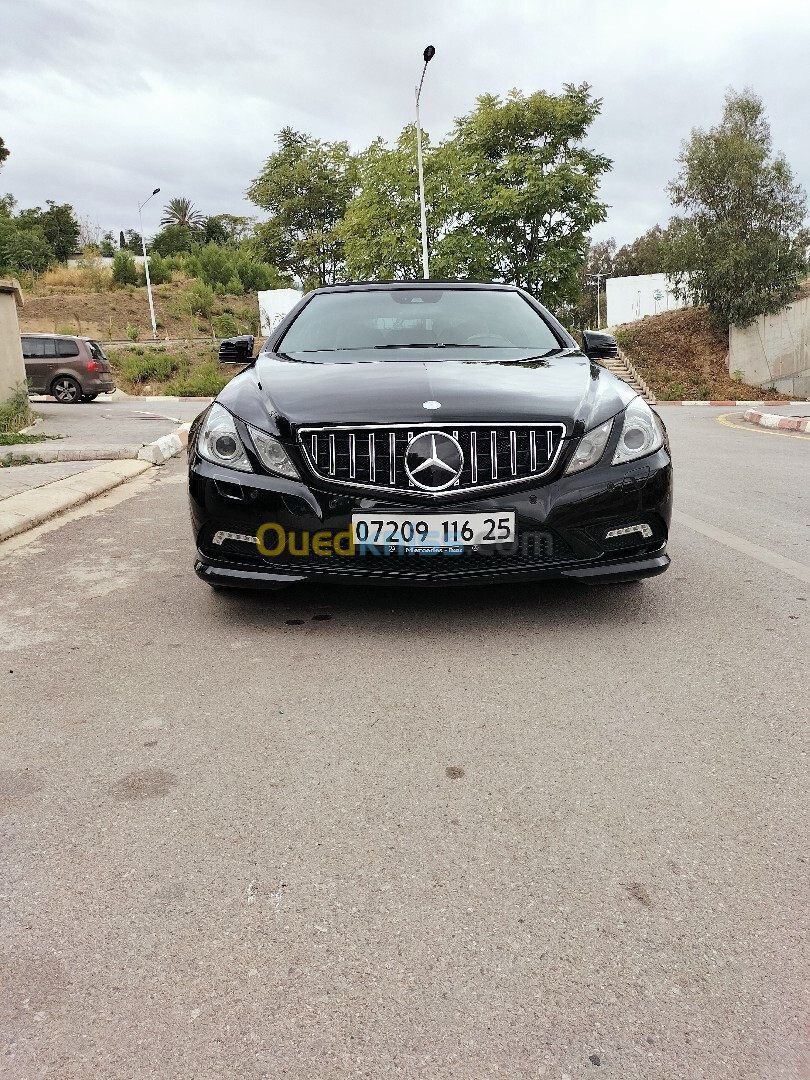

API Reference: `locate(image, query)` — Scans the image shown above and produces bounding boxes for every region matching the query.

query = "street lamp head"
[152,188,160,195]
[423,45,435,63]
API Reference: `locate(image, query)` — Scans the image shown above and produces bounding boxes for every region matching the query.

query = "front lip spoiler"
[194,551,670,590]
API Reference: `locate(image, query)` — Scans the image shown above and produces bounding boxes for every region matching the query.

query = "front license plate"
[351,511,516,549]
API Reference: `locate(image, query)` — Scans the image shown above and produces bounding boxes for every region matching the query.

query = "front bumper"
[188,447,673,589]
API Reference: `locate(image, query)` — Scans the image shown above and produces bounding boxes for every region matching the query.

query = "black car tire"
[51,376,82,404]
[82,393,98,402]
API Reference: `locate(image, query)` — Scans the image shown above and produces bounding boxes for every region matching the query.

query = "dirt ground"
[614,307,794,400]
[17,281,258,341]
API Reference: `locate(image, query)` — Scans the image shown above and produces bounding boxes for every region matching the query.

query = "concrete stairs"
[599,347,657,404]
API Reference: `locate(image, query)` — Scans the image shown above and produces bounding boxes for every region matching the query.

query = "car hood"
[217,348,637,438]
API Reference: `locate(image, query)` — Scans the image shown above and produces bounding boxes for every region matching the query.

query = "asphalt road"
[1,407,808,1080]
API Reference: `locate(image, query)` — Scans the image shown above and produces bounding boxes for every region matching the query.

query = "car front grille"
[297,423,567,496]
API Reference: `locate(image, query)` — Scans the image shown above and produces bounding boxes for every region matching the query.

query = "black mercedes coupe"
[188,282,672,589]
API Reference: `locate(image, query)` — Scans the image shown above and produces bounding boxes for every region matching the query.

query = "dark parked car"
[21,334,116,403]
[188,281,672,589]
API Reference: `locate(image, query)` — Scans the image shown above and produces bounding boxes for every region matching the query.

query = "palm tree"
[160,197,206,230]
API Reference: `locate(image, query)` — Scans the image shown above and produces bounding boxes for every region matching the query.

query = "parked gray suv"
[21,334,116,403]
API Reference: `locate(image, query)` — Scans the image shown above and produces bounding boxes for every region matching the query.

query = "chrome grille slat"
[299,423,566,496]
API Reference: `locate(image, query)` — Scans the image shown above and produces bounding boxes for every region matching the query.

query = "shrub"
[141,252,172,286]
[212,313,239,337]
[125,324,141,341]
[112,347,183,384]
[235,305,260,335]
[163,361,230,397]
[112,250,138,287]
[0,384,34,434]
[182,280,215,319]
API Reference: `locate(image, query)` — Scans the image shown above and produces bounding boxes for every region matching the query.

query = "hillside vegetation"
[614,307,792,401]
[17,277,260,342]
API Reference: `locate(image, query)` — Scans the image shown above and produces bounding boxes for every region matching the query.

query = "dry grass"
[38,261,113,293]
[615,307,795,400]
[18,281,260,341]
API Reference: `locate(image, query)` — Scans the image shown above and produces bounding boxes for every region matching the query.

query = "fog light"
[604,524,653,540]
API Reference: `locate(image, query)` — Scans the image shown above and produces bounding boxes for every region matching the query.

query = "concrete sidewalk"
[1,399,196,542]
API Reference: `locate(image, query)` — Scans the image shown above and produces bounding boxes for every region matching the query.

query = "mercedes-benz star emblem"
[404,431,464,491]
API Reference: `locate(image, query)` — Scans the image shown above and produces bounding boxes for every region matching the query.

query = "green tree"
[204,214,255,246]
[0,136,8,171]
[0,219,53,274]
[248,128,359,288]
[160,196,206,230]
[121,229,142,253]
[100,232,116,257]
[665,88,809,328]
[341,127,486,281]
[14,201,80,262]
[112,249,139,286]
[613,225,672,278]
[447,86,611,307]
[150,224,196,256]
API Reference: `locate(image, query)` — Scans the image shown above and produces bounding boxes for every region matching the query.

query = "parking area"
[0,407,807,1079]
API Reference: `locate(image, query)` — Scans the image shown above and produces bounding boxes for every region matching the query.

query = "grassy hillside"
[614,307,792,401]
[18,278,260,342]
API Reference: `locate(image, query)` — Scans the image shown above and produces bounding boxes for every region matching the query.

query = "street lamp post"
[137,187,161,339]
[415,45,435,280]
[588,272,605,327]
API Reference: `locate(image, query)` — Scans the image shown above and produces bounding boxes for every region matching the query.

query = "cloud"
[1,0,808,247]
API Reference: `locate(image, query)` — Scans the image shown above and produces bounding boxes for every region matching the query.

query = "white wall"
[729,294,810,397]
[258,288,303,336]
[606,273,687,327]
[67,255,147,267]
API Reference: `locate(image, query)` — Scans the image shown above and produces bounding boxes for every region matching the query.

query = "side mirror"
[582,330,618,360]
[218,335,255,364]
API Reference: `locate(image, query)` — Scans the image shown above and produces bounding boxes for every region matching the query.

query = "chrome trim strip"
[311,434,318,463]
[470,431,477,483]
[348,433,356,479]
[328,434,336,476]
[547,428,553,459]
[369,433,376,482]
[389,432,396,484]
[490,430,497,479]
[510,429,517,475]
[529,430,537,472]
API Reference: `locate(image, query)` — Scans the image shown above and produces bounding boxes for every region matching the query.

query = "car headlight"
[247,425,300,480]
[564,419,613,475]
[198,403,252,472]
[612,397,664,465]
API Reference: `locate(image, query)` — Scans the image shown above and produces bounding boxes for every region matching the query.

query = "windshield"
[277,288,563,356]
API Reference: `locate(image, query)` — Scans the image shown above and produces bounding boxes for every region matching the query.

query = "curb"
[137,423,191,464]
[743,409,810,433]
[3,423,192,465]
[0,423,192,543]
[0,460,154,542]
[654,400,799,406]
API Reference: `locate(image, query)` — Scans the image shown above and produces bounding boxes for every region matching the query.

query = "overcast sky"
[2,0,808,249]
